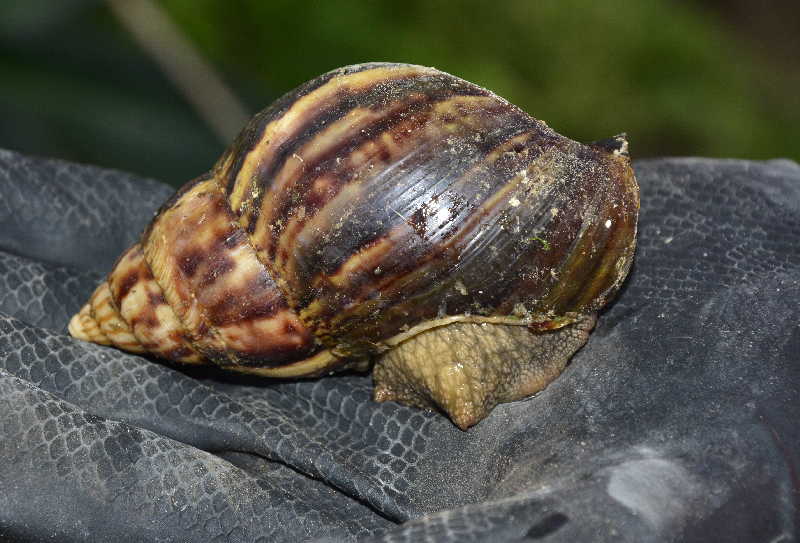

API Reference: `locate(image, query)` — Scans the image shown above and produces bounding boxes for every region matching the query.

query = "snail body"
[69,63,639,429]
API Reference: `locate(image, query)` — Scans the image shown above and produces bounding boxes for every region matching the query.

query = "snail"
[68,63,639,429]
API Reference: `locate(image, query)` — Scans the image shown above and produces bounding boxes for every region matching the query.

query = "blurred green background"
[1,0,798,187]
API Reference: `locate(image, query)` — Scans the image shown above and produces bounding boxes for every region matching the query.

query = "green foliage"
[163,0,799,161]
[1,1,797,185]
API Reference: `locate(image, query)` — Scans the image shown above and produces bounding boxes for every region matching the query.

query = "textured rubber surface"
[0,148,798,542]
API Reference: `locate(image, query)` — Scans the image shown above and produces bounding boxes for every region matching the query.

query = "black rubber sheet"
[0,148,798,542]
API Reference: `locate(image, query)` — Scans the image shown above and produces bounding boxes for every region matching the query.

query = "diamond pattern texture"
[0,149,798,542]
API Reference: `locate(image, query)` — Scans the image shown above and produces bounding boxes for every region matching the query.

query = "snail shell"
[69,63,639,429]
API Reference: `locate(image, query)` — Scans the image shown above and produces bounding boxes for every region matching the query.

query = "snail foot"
[372,315,597,430]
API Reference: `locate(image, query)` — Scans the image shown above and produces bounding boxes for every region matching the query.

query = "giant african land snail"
[69,63,639,429]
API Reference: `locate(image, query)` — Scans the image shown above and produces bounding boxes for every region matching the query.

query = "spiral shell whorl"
[70,175,326,371]
[68,246,203,364]
[140,174,320,368]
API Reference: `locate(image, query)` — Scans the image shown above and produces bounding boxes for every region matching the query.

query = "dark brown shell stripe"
[223,65,441,210]
[214,63,391,197]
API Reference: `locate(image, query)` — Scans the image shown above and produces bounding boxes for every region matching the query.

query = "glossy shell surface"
[70,62,639,379]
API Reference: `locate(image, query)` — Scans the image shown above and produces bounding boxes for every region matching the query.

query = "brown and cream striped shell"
[69,63,639,428]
